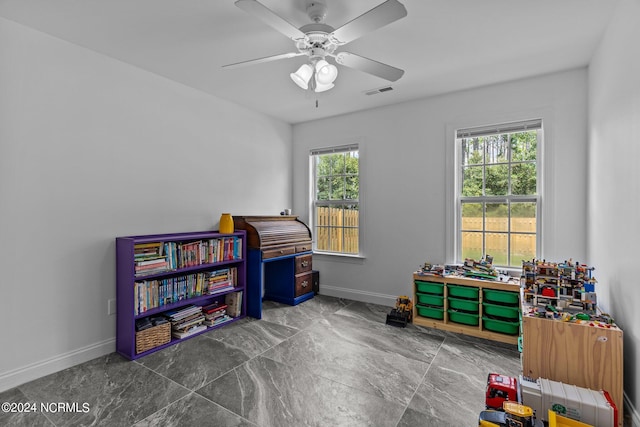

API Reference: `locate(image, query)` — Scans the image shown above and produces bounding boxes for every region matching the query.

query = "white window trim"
[446,114,548,271]
[309,141,365,258]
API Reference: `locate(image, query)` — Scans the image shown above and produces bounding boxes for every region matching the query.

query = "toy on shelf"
[418,262,446,276]
[386,295,413,327]
[463,255,499,280]
[521,259,597,313]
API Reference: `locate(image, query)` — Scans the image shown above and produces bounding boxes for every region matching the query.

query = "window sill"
[312,251,366,263]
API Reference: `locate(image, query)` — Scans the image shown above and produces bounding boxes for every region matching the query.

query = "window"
[311,144,359,255]
[456,119,541,267]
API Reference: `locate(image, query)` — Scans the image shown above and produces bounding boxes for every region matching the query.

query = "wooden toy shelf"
[412,273,520,345]
[521,303,624,426]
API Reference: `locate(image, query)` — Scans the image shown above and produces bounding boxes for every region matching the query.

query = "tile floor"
[1,295,523,426]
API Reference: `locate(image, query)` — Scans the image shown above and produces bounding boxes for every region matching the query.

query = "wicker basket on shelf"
[135,322,171,354]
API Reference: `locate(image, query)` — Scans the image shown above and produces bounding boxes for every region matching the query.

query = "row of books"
[202,302,231,327]
[134,237,243,277]
[165,305,207,339]
[134,267,238,315]
[134,242,169,276]
[164,292,242,339]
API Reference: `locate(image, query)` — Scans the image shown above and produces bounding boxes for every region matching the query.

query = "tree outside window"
[311,146,359,255]
[458,121,540,267]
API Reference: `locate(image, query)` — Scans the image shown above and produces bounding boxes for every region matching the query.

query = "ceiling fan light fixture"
[315,60,338,84]
[314,81,334,93]
[290,63,313,89]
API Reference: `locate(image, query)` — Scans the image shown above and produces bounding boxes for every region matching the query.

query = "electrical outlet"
[108,299,116,316]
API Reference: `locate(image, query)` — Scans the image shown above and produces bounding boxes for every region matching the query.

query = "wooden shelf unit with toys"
[521,259,598,311]
[412,270,521,345]
[520,259,624,427]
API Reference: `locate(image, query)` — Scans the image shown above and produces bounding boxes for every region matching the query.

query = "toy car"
[386,296,412,327]
[486,373,518,410]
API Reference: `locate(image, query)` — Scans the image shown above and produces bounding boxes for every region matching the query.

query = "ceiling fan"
[224,0,407,93]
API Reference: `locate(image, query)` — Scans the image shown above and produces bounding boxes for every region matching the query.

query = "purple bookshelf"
[116,230,247,360]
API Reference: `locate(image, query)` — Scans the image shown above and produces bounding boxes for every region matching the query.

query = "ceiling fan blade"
[222,52,305,69]
[235,0,307,41]
[329,0,407,45]
[335,52,404,82]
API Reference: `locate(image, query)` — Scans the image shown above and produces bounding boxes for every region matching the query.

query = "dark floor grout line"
[132,392,195,426]
[392,335,448,427]
[190,318,309,393]
[132,359,193,393]
[134,391,259,427]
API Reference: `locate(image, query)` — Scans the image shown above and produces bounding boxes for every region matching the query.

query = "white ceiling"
[0,0,619,124]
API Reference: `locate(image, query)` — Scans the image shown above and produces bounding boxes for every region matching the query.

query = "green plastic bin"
[447,309,479,326]
[448,297,479,313]
[482,288,519,305]
[482,302,519,320]
[447,284,480,300]
[416,292,444,307]
[415,280,444,295]
[482,316,520,335]
[416,304,444,320]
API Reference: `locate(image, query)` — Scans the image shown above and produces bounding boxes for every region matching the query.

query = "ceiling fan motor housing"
[306,2,328,23]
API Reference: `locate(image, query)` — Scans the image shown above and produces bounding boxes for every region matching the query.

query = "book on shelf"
[171,324,207,339]
[134,242,164,254]
[135,261,169,275]
[171,314,206,332]
[135,257,167,266]
[203,314,232,327]
[225,291,243,317]
[164,304,202,321]
[205,307,226,317]
[202,303,227,315]
[208,283,234,295]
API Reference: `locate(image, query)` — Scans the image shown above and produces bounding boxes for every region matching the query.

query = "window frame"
[309,144,361,257]
[454,120,542,268]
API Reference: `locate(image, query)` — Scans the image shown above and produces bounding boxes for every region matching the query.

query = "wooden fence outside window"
[315,206,359,254]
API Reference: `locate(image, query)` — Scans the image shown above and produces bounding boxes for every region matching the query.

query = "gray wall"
[588,0,640,417]
[293,69,588,307]
[0,18,292,391]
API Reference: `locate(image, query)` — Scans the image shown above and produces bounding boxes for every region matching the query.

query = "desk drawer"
[295,272,313,297]
[262,246,296,259]
[296,243,312,252]
[295,254,312,273]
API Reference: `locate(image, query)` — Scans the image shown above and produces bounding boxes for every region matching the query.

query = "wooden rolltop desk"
[233,216,314,318]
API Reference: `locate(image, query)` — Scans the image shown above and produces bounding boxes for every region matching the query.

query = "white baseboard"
[0,338,115,393]
[626,392,640,427]
[319,285,397,307]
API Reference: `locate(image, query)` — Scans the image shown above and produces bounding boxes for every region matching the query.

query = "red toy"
[486,373,518,410]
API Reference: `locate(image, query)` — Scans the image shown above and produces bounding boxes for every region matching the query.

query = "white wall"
[588,0,640,418]
[293,69,589,306]
[0,18,292,391]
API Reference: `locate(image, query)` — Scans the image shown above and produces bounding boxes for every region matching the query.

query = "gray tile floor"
[1,295,522,426]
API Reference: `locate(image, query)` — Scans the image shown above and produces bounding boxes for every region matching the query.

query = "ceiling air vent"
[365,86,394,96]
